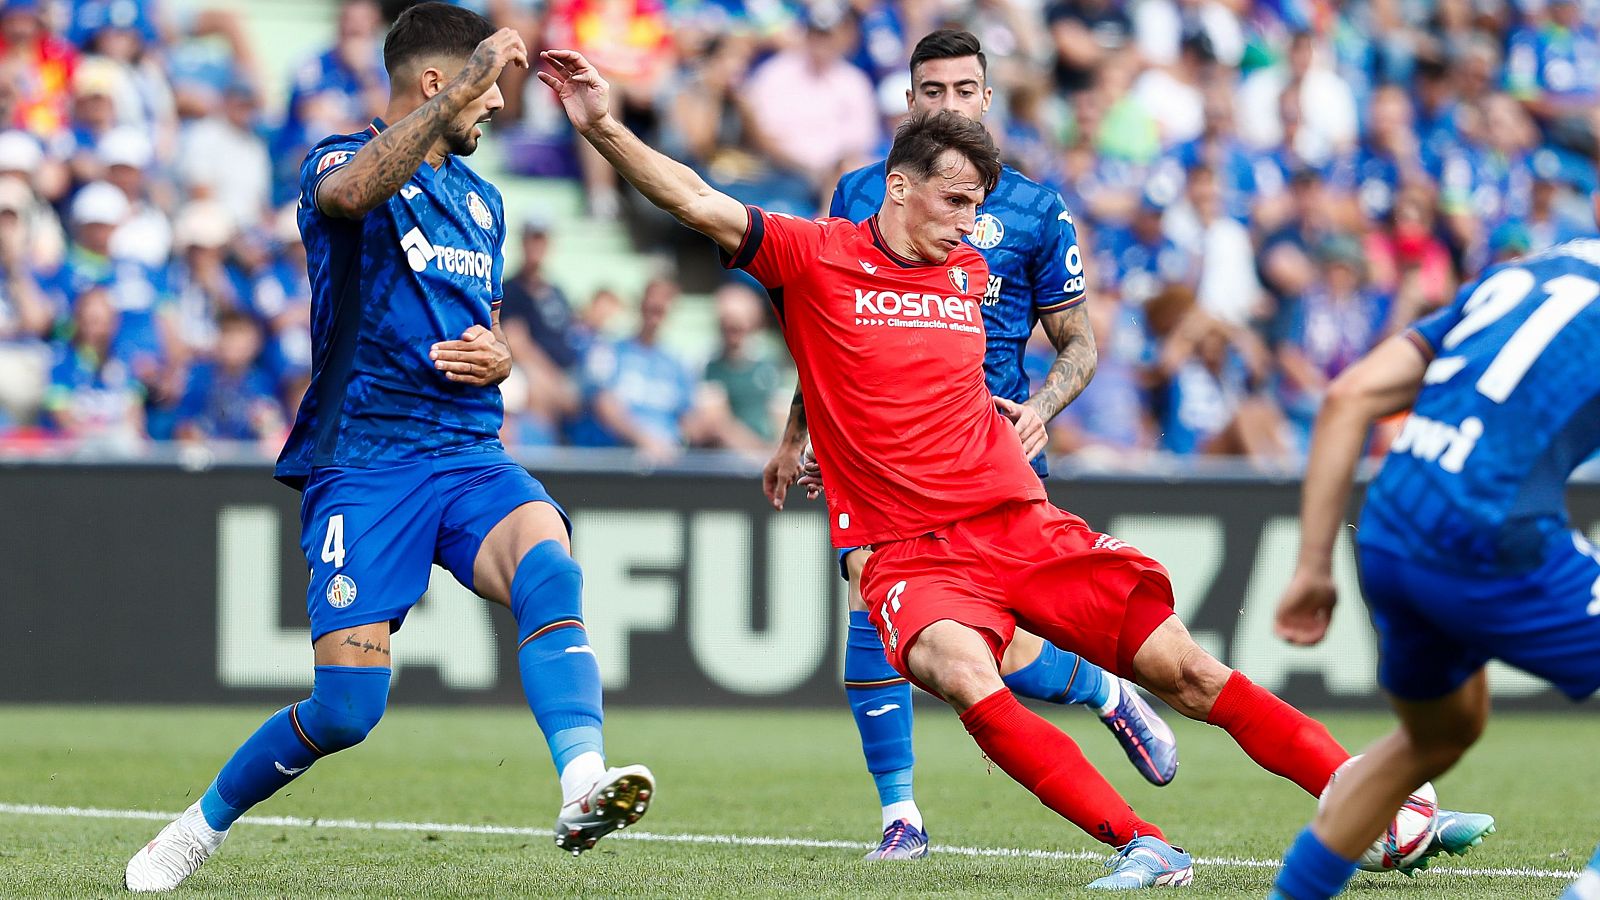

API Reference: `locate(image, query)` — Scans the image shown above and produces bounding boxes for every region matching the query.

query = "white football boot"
[124,801,227,892]
[554,764,655,855]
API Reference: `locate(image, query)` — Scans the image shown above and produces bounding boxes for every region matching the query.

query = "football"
[1318,755,1440,872]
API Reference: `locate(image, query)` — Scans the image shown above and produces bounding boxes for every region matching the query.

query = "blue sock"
[844,610,915,808]
[1272,827,1359,900]
[199,665,390,831]
[1001,640,1110,708]
[1560,842,1600,900]
[511,540,604,773]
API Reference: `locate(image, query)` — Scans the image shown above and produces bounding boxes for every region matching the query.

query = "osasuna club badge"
[466,191,493,230]
[948,266,969,294]
[969,213,1004,249]
[326,574,358,609]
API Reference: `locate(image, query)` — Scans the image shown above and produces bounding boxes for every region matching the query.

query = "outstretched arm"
[317,28,529,218]
[539,49,748,253]
[1275,333,1428,645]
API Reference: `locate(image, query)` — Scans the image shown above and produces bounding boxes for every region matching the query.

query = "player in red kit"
[539,48,1491,890]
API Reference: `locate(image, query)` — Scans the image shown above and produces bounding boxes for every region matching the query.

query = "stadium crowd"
[0,0,1595,467]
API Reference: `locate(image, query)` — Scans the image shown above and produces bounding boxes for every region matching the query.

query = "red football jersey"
[725,205,1046,547]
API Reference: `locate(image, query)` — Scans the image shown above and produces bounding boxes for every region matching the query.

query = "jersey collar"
[867,216,934,268]
[365,117,386,137]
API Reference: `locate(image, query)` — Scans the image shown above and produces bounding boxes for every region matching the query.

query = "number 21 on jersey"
[1429,269,1600,402]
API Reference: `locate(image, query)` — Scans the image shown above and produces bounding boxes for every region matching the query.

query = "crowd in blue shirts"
[0,0,1596,467]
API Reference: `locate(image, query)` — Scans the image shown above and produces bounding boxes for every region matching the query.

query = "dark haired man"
[124,6,653,891]
[766,29,1176,860]
[542,48,1493,890]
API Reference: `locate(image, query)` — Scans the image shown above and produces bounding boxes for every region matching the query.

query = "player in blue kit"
[1264,240,1600,899]
[124,6,652,892]
[762,30,1178,861]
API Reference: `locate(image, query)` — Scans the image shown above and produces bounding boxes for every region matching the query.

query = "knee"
[923,656,1005,712]
[1166,649,1232,719]
[302,667,390,753]
[1400,721,1480,775]
[844,551,870,613]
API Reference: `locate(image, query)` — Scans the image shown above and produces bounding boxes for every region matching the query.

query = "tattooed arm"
[1025,302,1098,424]
[762,386,808,510]
[316,28,528,219]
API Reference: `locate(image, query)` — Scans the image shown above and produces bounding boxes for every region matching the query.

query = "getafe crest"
[969,213,1004,249]
[466,191,493,230]
[948,266,969,294]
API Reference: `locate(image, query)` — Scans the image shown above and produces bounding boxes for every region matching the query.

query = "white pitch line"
[0,802,1579,881]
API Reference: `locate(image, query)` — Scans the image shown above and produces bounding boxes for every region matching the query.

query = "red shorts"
[861,499,1175,690]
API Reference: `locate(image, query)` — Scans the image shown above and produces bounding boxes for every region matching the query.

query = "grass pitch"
[1,703,1592,898]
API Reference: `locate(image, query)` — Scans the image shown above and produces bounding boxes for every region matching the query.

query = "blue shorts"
[1358,528,1600,702]
[298,449,568,641]
[838,546,872,581]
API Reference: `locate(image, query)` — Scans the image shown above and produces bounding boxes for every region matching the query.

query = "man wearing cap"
[0,133,65,272]
[176,79,270,230]
[100,127,172,267]
[0,174,53,429]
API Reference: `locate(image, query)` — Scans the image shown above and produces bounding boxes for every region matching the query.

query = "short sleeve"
[720,205,827,290]
[298,138,363,215]
[1032,195,1088,314]
[1406,281,1472,358]
[491,202,506,307]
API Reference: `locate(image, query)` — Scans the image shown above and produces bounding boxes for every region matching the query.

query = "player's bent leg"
[841,548,927,859]
[1272,671,1491,900]
[126,625,392,892]
[1000,631,1179,787]
[1130,616,1348,797]
[1389,672,1495,867]
[474,501,653,855]
[908,620,1183,883]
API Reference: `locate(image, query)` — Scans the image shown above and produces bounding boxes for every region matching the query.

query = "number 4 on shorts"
[322,514,346,569]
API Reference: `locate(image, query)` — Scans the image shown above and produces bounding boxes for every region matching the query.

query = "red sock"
[1206,670,1350,796]
[960,689,1163,846]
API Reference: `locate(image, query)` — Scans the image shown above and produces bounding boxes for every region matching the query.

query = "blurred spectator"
[272,0,386,203]
[499,211,580,443]
[1092,191,1194,307]
[176,81,270,230]
[1505,0,1600,156]
[1237,29,1358,164]
[0,134,65,271]
[0,0,78,137]
[0,175,51,427]
[1364,184,1455,318]
[43,284,145,448]
[1132,0,1244,69]
[252,205,313,378]
[101,127,172,267]
[548,0,673,217]
[700,282,780,447]
[1163,164,1264,326]
[1041,297,1153,462]
[167,199,241,357]
[1047,0,1133,95]
[1257,166,1338,306]
[1154,306,1289,466]
[51,182,172,390]
[568,278,698,460]
[1523,148,1596,252]
[742,11,879,209]
[1131,26,1218,150]
[174,308,283,448]
[1439,92,1539,262]
[1275,235,1390,445]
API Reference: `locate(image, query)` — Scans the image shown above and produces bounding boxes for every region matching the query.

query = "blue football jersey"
[276,119,507,487]
[1361,238,1600,571]
[830,162,1086,477]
